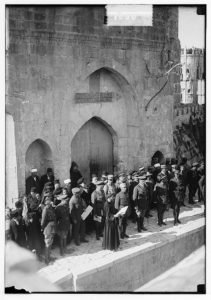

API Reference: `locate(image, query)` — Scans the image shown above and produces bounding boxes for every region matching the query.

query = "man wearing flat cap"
[26,168,41,196]
[91,181,106,240]
[40,168,54,194]
[69,187,88,245]
[133,174,148,232]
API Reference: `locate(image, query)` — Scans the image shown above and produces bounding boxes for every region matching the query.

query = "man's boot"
[141,217,147,231]
[45,246,50,265]
[60,238,64,256]
[137,219,141,232]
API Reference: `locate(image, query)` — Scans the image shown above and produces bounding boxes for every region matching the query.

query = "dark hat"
[47,168,53,173]
[11,209,20,218]
[72,187,81,194]
[96,180,104,186]
[54,179,60,184]
[15,200,23,209]
[77,177,84,185]
[30,187,37,193]
[192,162,199,168]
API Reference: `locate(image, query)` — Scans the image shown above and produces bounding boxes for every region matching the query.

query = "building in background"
[180,47,205,104]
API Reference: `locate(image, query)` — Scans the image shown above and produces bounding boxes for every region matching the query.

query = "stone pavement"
[38,201,205,286]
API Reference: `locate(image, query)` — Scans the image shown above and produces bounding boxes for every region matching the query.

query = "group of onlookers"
[5,157,205,265]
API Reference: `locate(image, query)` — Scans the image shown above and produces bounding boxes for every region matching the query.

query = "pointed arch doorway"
[71,117,114,182]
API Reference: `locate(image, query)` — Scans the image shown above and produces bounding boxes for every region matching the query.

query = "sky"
[179,6,205,49]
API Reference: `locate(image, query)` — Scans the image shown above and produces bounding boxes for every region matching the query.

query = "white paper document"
[81,205,93,220]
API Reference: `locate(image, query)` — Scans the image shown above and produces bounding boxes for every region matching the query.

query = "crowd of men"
[5,157,205,265]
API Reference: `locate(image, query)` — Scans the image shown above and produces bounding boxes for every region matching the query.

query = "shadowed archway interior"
[25,139,53,178]
[71,117,115,183]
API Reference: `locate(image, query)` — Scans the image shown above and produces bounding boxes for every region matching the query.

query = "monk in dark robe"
[102,196,120,251]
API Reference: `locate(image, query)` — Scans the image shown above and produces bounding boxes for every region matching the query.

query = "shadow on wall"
[173,111,205,164]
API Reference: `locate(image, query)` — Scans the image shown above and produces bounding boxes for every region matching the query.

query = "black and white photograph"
[2,0,207,294]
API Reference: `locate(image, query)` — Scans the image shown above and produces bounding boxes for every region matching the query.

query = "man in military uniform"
[26,168,41,195]
[145,171,154,218]
[115,182,130,239]
[169,166,185,225]
[128,172,139,222]
[55,195,71,256]
[133,174,148,232]
[187,162,199,204]
[69,187,88,245]
[41,197,56,264]
[103,174,117,203]
[91,181,106,240]
[154,173,168,226]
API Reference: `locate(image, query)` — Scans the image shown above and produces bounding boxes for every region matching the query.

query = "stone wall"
[6,5,181,195]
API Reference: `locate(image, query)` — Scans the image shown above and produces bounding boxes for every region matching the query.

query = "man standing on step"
[154,173,168,226]
[115,182,130,239]
[69,187,88,246]
[133,173,148,232]
[41,197,56,265]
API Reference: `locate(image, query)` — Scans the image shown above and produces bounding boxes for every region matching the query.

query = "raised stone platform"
[38,203,205,292]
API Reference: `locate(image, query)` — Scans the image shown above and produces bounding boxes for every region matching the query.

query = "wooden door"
[71,118,113,183]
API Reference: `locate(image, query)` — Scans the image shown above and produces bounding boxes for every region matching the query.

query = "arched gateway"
[25,139,53,178]
[71,117,114,182]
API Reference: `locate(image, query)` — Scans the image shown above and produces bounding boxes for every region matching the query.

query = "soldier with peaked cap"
[154,173,168,226]
[116,172,127,193]
[103,174,117,203]
[115,182,130,239]
[26,168,41,195]
[91,181,106,240]
[128,172,139,222]
[133,174,148,232]
[69,187,88,246]
[169,166,185,225]
[145,171,154,218]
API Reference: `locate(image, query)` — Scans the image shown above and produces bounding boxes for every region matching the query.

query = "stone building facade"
[180,47,205,104]
[6,5,182,202]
